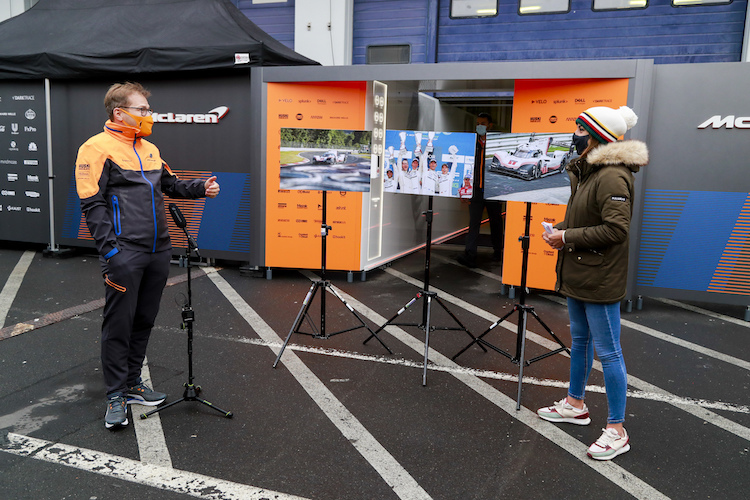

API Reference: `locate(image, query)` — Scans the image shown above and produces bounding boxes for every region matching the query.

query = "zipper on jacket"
[133,138,158,252]
[112,195,121,235]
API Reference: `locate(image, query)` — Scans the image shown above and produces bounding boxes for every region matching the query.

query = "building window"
[366,45,411,65]
[594,0,648,10]
[451,0,498,18]
[672,0,731,5]
[518,0,570,14]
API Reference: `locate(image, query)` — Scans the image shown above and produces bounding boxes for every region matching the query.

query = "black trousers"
[464,197,504,260]
[100,248,171,396]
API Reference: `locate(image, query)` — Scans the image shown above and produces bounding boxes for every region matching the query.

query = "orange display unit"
[502,201,567,292]
[265,81,368,270]
[512,78,629,134]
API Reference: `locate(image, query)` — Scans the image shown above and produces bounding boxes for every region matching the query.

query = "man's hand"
[204,176,220,198]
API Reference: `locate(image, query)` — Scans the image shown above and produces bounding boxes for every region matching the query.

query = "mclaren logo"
[153,106,229,124]
[698,115,750,129]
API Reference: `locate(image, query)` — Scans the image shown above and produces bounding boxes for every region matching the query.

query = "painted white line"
[131,359,173,467]
[202,334,750,415]
[384,267,750,443]
[204,268,433,500]
[653,297,750,328]
[2,433,308,500]
[0,250,35,329]
[434,251,750,370]
[542,294,750,372]
[319,278,669,500]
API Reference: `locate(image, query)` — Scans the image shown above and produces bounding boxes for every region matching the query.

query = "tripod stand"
[364,195,485,386]
[141,222,232,420]
[273,191,392,369]
[452,201,569,409]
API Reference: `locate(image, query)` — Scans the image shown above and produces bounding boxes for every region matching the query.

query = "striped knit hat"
[576,106,638,143]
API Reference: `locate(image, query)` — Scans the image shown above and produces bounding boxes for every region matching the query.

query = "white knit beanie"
[576,106,638,143]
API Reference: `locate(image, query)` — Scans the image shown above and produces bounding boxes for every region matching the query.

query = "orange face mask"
[120,108,154,137]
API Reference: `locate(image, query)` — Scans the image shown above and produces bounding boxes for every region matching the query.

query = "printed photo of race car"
[312,150,347,164]
[488,137,571,180]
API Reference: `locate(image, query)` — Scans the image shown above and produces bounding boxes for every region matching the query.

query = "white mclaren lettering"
[153,106,228,125]
[698,115,750,129]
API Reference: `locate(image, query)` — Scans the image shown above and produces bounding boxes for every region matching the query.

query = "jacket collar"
[104,120,141,143]
[586,140,649,172]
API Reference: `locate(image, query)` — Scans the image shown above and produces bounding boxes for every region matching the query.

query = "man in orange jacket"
[75,82,220,429]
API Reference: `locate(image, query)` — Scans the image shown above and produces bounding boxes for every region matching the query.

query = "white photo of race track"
[483,132,576,205]
[279,128,372,192]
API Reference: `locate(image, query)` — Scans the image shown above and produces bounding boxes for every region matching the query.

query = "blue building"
[232,0,749,65]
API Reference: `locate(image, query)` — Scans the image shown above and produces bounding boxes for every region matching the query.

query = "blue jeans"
[566,298,627,425]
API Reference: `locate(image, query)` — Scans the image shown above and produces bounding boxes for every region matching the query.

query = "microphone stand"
[141,208,232,420]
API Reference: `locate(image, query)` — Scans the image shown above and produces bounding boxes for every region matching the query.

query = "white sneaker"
[537,398,591,425]
[587,428,630,460]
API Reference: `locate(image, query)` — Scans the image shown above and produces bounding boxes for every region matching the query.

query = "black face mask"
[572,133,589,155]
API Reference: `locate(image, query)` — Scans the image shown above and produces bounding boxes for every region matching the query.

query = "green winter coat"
[555,140,649,303]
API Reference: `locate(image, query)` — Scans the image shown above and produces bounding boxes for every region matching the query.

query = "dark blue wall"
[433,0,746,65]
[233,0,747,65]
[233,0,296,48]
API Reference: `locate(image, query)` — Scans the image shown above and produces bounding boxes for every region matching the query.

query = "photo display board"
[483,132,573,205]
[266,81,368,270]
[383,129,476,198]
[0,81,48,243]
[279,128,372,192]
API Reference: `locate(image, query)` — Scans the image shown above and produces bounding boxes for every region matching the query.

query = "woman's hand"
[543,229,565,250]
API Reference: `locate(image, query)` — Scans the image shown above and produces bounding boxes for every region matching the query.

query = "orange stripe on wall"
[708,194,750,295]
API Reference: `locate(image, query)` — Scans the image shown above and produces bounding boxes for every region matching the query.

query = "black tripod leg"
[194,397,233,417]
[452,306,517,360]
[140,397,186,419]
[515,308,529,410]
[433,296,487,353]
[273,282,317,368]
[529,309,570,354]
[328,286,393,354]
[364,295,419,346]
[422,294,433,386]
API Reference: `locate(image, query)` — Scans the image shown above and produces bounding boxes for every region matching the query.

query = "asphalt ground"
[1,240,749,499]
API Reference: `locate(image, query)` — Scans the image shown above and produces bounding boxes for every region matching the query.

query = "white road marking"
[2,433,308,500]
[199,335,750,415]
[205,268,434,500]
[319,278,670,500]
[0,250,35,328]
[132,359,173,467]
[653,296,750,327]
[384,267,750,443]
[542,294,750,371]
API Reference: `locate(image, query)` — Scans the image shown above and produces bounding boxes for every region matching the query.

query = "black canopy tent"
[0,0,317,260]
[0,0,318,80]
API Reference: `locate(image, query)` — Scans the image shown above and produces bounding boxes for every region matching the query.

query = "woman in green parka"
[536,105,648,461]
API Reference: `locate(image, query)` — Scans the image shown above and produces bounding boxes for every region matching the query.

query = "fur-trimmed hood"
[586,139,649,173]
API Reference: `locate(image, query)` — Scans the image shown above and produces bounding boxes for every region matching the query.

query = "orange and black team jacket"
[75,120,206,260]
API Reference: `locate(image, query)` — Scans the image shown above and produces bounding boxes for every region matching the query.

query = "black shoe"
[104,394,128,429]
[127,381,167,406]
[456,254,477,268]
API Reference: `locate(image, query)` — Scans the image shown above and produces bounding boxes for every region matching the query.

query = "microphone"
[169,203,187,228]
[169,204,200,256]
